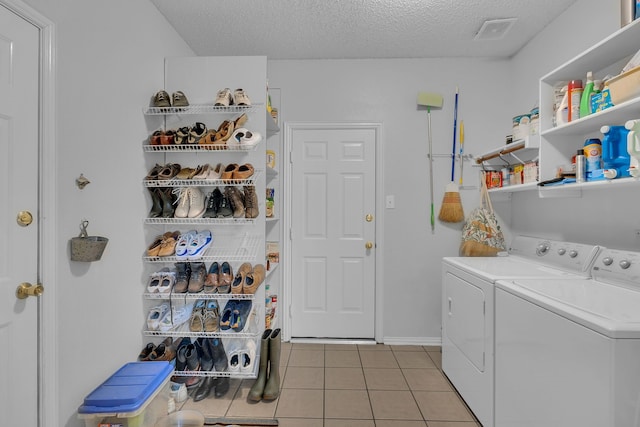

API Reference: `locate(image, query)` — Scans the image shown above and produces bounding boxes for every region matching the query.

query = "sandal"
[234,113,248,129]
[188,122,207,144]
[203,300,220,332]
[175,126,190,145]
[216,120,235,142]
[189,299,206,332]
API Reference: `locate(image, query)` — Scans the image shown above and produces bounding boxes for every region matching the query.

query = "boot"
[225,186,245,218]
[209,338,230,398]
[148,188,162,218]
[184,343,202,390]
[248,329,272,401]
[263,328,281,400]
[157,187,176,218]
[193,376,216,402]
[243,186,259,218]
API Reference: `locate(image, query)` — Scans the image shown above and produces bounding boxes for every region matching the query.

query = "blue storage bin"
[78,361,173,427]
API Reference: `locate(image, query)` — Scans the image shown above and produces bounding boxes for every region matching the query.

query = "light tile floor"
[179,343,481,426]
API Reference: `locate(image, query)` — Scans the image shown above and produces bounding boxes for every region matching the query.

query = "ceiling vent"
[474,18,517,41]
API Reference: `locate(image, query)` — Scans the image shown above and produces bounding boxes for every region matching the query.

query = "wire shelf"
[144,232,262,263]
[143,143,260,153]
[144,170,262,188]
[143,329,259,339]
[143,292,255,301]
[144,217,256,226]
[143,104,263,116]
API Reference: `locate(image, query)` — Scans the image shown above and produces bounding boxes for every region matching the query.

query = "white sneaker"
[229,128,262,147]
[173,187,190,218]
[233,88,251,106]
[147,303,170,331]
[214,88,233,106]
[175,230,197,259]
[159,301,195,332]
[187,230,213,259]
[187,186,205,218]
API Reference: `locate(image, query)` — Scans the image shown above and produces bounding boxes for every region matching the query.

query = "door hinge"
[289,304,292,319]
[289,151,293,164]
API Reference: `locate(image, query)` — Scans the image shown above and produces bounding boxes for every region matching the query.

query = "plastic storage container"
[78,361,173,427]
[607,65,640,105]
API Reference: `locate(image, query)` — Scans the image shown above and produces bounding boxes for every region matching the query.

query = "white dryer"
[441,235,600,427]
[495,247,640,427]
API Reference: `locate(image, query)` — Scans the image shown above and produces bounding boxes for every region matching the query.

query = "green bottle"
[580,71,595,117]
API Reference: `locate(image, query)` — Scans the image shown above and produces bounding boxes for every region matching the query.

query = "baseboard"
[382,336,442,346]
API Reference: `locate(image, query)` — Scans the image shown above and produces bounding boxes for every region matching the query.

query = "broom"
[438,87,465,223]
[417,91,444,233]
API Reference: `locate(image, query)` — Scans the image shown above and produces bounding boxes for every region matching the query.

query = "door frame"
[282,122,385,343]
[1,1,57,426]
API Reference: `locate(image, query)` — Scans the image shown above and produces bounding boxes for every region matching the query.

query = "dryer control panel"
[592,248,640,288]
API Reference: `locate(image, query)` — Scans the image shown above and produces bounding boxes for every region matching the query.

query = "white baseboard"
[382,336,442,346]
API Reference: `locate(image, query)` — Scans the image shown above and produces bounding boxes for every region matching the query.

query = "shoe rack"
[141,56,268,380]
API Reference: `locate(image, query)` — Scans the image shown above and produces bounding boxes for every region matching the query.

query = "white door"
[290,125,376,339]
[0,5,41,426]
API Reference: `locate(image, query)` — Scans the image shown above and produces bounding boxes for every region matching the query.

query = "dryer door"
[443,272,486,371]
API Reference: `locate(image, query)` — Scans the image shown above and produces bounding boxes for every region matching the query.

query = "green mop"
[417,92,444,233]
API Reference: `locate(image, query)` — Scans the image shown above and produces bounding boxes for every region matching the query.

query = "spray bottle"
[580,72,595,118]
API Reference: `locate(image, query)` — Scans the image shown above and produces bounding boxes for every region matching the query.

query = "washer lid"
[496,278,640,338]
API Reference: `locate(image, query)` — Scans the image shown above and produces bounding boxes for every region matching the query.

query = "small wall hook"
[76,174,90,189]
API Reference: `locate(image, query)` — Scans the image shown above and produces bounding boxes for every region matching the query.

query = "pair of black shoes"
[203,187,244,218]
[173,337,230,402]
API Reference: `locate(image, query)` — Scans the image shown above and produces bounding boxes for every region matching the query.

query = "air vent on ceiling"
[474,18,517,41]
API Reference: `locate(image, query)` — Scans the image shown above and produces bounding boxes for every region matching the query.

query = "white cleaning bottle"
[626,119,640,177]
[555,85,569,127]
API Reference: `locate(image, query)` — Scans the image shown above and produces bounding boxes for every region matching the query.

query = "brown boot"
[225,186,245,218]
[244,186,259,218]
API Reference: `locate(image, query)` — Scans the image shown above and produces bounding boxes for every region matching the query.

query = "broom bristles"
[438,184,464,223]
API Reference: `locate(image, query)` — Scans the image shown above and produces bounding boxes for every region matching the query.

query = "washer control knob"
[602,257,614,266]
[558,248,566,255]
[619,259,631,269]
[569,250,578,258]
[536,243,550,256]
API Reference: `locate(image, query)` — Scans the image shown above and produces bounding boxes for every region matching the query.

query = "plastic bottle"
[583,138,602,179]
[568,79,583,122]
[555,85,569,126]
[575,149,586,183]
[579,72,594,118]
[601,125,631,179]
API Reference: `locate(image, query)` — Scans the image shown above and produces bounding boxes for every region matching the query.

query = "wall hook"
[76,174,90,189]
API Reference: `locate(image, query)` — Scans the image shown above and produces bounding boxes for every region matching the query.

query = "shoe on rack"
[183,343,203,390]
[147,302,170,331]
[188,122,207,144]
[158,163,181,180]
[219,300,236,330]
[244,186,259,218]
[153,90,171,107]
[229,128,262,147]
[203,300,220,332]
[217,192,233,218]
[217,262,233,294]
[221,163,239,181]
[214,88,233,106]
[145,163,164,180]
[158,269,176,293]
[225,186,245,218]
[173,188,191,219]
[188,262,207,293]
[239,339,257,373]
[204,262,219,293]
[161,130,175,145]
[231,299,253,332]
[172,91,189,107]
[175,126,190,145]
[159,301,196,332]
[233,88,251,106]
[158,187,176,218]
[147,342,176,362]
[231,262,252,294]
[158,231,180,257]
[149,130,163,146]
[175,230,197,259]
[173,262,191,293]
[138,342,156,361]
[148,188,163,218]
[243,264,265,294]
[187,230,213,260]
[209,163,225,180]
[233,163,254,180]
[192,164,211,180]
[215,120,235,143]
[187,187,206,218]
[147,235,164,257]
[147,267,169,293]
[189,299,206,332]
[203,188,222,218]
[234,113,248,129]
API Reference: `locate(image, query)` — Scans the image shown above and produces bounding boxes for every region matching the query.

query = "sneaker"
[187,187,206,218]
[202,189,220,218]
[229,128,262,147]
[187,230,213,259]
[175,230,197,260]
[173,187,191,218]
[159,301,195,332]
[172,91,189,107]
[233,88,251,106]
[225,186,245,218]
[214,88,233,106]
[217,193,233,218]
[153,90,171,107]
[147,303,170,331]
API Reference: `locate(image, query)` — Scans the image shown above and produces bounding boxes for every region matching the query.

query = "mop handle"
[459,121,465,185]
[451,87,459,182]
[428,106,435,232]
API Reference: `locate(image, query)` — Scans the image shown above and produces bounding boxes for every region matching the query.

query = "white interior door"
[290,125,376,339]
[0,5,40,426]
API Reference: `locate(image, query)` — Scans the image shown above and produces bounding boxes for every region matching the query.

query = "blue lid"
[78,361,173,414]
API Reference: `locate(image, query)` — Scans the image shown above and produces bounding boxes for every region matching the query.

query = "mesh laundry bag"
[459,177,505,257]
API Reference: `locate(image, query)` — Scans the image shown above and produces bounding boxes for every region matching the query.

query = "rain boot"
[262,328,281,400]
[247,329,272,401]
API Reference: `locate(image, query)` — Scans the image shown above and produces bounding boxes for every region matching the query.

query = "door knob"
[17,211,33,226]
[16,282,44,299]
[365,242,374,249]
[365,214,374,222]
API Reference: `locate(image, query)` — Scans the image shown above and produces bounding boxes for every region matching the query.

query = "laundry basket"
[70,220,108,262]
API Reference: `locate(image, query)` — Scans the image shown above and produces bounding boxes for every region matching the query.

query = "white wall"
[22,1,193,426]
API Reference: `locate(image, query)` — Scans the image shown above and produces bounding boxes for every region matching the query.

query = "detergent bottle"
[580,72,595,118]
[600,125,631,179]
[583,138,602,180]
[625,119,640,178]
[555,85,569,126]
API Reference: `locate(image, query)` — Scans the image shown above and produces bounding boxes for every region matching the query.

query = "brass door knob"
[365,214,374,222]
[365,242,374,249]
[17,211,33,226]
[16,282,44,299]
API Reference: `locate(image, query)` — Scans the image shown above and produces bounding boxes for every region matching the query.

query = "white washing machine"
[495,247,640,427]
[442,235,600,427]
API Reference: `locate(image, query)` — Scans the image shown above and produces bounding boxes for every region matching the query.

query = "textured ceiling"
[150,0,579,60]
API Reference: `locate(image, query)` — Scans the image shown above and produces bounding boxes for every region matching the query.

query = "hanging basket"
[70,220,108,262]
